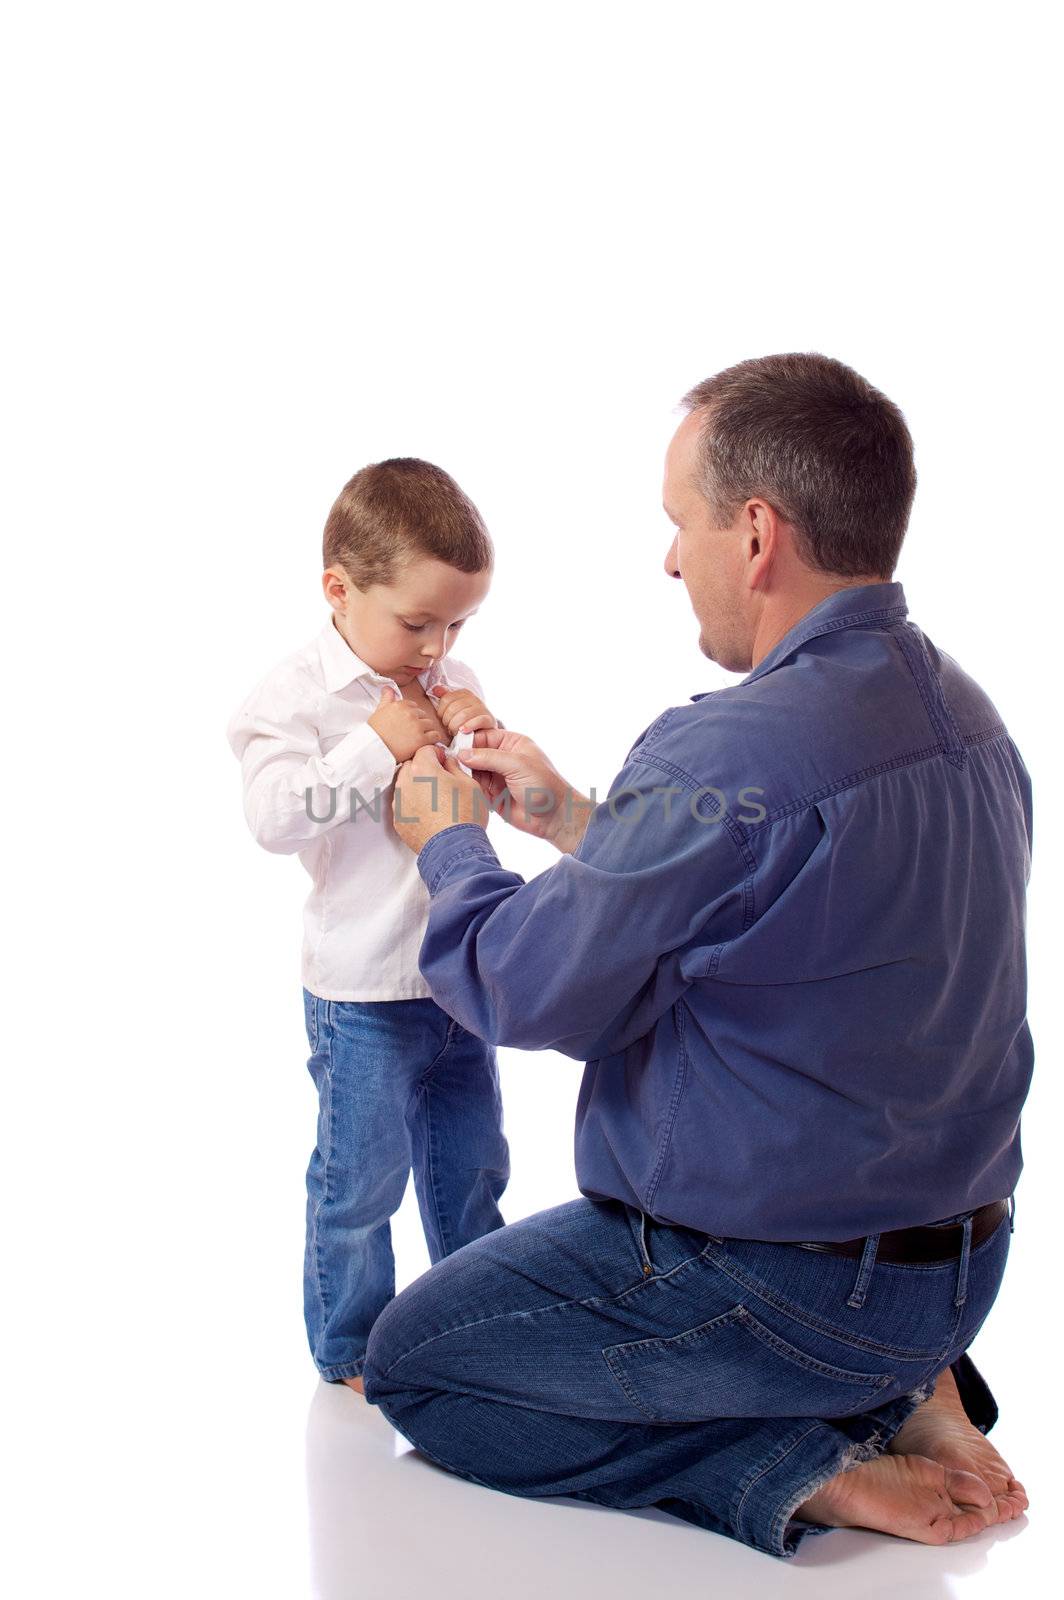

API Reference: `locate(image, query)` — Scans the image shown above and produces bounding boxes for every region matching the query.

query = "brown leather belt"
[788,1199,1010,1264]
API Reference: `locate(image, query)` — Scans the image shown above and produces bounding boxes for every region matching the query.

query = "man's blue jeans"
[302,990,511,1382]
[362,1195,1010,1558]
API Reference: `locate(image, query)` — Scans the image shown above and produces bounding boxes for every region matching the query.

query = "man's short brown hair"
[681,353,917,579]
[323,458,494,589]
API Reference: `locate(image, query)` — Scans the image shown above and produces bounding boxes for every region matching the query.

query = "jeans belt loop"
[846,1232,880,1310]
[638,1209,653,1277]
[1008,1192,1016,1235]
[954,1213,974,1309]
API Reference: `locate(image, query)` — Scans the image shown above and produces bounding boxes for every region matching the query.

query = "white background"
[3,3,1059,1596]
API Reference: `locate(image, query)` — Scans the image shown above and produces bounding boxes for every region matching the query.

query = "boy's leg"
[303,992,453,1383]
[407,1016,510,1263]
[362,1195,1012,1558]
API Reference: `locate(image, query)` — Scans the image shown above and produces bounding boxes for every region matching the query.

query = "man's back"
[412,580,1033,1242]
[576,581,1033,1239]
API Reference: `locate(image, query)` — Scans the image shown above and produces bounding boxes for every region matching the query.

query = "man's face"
[662,410,755,674]
[325,556,491,685]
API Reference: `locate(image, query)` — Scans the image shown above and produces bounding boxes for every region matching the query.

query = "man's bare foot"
[341,1375,365,1395]
[796,1451,1002,1544]
[888,1366,1028,1523]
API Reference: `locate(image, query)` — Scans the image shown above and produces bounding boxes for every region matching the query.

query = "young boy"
[226,457,511,1392]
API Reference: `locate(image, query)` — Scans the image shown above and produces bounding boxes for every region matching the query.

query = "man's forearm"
[547,790,594,855]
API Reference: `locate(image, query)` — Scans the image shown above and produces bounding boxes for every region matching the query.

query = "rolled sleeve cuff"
[322,723,397,791]
[416,823,499,894]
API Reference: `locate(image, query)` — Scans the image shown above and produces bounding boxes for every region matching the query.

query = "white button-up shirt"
[227,615,485,1001]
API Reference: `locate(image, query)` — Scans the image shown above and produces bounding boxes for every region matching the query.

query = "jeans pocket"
[603,1303,895,1423]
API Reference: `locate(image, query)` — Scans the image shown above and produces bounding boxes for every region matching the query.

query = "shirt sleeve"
[412,755,752,1058]
[226,671,397,855]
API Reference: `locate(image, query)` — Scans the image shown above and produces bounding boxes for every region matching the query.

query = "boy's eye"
[401,619,465,632]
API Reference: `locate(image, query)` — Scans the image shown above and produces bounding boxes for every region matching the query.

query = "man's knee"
[363,1287,415,1392]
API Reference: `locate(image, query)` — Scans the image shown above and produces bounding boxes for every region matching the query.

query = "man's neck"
[750,574,889,670]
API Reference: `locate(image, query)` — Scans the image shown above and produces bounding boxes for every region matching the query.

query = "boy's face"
[323,556,491,685]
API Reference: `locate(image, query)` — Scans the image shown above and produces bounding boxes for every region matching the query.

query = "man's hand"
[392,742,492,855]
[459,728,594,854]
[428,684,498,736]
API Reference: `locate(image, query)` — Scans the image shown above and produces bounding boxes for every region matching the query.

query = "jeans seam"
[732,1421,825,1543]
[377,1242,711,1379]
[420,1018,459,1086]
[319,1358,367,1381]
[696,1242,949,1361]
[416,1077,452,1256]
[310,1003,335,1336]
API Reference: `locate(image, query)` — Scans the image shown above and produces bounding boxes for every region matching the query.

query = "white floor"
[293,1163,1048,1600]
[306,1376,1041,1600]
[13,1086,1046,1598]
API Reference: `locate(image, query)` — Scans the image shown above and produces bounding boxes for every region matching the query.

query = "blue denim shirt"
[413,582,1034,1241]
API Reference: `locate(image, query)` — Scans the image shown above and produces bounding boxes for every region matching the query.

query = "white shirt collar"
[317,614,457,695]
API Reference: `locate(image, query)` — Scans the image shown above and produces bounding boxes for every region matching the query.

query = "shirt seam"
[892,625,967,768]
[423,830,497,893]
[738,724,1008,837]
[743,602,909,681]
[626,749,759,880]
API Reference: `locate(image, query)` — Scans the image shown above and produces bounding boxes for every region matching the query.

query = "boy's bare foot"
[795,1451,1002,1544]
[888,1366,1028,1522]
[342,1375,365,1395]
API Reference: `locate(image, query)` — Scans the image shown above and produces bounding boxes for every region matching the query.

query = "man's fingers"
[458,746,516,772]
[409,740,445,765]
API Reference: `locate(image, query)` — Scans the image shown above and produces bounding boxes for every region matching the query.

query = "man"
[360,353,1032,1559]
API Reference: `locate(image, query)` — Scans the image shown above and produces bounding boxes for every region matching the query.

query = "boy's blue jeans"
[302,989,510,1382]
[362,1194,1010,1559]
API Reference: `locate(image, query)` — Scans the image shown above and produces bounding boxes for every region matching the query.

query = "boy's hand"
[369,687,448,763]
[428,684,498,736]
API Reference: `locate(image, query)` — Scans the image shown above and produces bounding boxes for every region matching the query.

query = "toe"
[945,1502,999,1541]
[945,1468,993,1509]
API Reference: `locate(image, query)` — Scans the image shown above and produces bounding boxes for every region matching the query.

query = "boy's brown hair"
[323,458,494,589]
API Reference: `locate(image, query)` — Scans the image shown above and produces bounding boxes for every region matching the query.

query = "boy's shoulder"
[227,630,327,743]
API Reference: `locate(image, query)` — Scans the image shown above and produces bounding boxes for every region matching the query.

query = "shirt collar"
[317,614,458,695]
[689,581,909,701]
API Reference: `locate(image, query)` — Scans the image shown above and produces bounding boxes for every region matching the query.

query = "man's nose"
[664,536,681,578]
